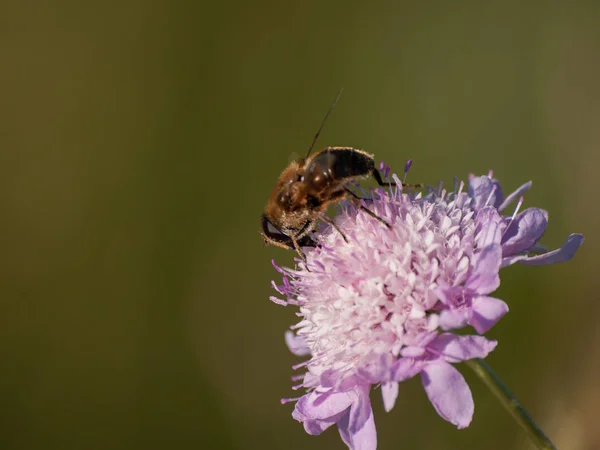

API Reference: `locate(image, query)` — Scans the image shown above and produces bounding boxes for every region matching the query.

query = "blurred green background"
[0,1,598,449]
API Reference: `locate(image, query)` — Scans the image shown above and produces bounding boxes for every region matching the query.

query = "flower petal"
[357,353,396,383]
[439,309,470,331]
[467,244,502,294]
[498,181,532,212]
[502,233,584,266]
[471,296,509,334]
[475,207,504,247]
[421,361,474,429]
[348,384,373,434]
[338,403,377,450]
[303,414,345,435]
[399,345,427,358]
[293,389,353,422]
[391,357,427,382]
[468,175,504,210]
[501,208,548,256]
[428,333,498,362]
[285,331,311,356]
[381,382,399,412]
[519,233,584,266]
[294,392,349,436]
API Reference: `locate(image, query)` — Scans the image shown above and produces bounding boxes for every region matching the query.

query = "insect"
[260,92,420,260]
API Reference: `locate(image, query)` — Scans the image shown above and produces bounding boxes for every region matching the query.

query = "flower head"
[270,166,583,450]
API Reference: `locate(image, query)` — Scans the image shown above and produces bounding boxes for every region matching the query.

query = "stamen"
[292,360,310,370]
[271,280,284,295]
[269,296,288,306]
[502,196,524,238]
[403,159,413,184]
[271,259,287,274]
[383,161,391,179]
[280,396,301,404]
[484,184,498,207]
[282,277,292,291]
[498,181,532,212]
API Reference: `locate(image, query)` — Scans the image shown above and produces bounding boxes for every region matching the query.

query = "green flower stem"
[465,359,556,450]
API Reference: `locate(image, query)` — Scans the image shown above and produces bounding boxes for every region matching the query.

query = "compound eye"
[267,222,284,238]
[261,215,290,244]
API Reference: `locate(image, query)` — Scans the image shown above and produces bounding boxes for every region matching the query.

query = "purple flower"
[271,168,583,450]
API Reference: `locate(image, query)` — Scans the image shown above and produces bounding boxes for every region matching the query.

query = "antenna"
[305,88,344,159]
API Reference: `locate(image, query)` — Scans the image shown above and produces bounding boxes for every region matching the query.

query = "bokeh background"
[0,1,598,449]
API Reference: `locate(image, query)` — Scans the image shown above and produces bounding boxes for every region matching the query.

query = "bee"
[260,92,419,260]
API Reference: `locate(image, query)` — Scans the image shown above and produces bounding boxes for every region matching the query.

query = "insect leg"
[291,236,307,262]
[344,188,392,229]
[319,214,348,243]
[372,168,423,189]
